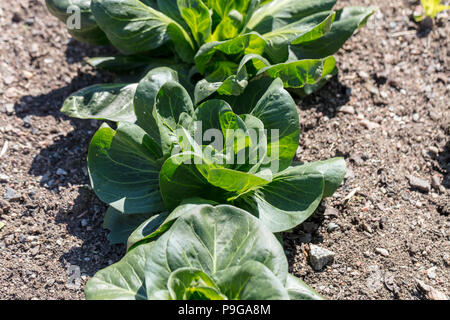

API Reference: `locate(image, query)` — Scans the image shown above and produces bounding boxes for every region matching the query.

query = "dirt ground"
[0,0,448,300]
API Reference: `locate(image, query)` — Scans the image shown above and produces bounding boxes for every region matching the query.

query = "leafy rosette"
[49,0,376,119]
[87,78,345,244]
[85,203,323,300]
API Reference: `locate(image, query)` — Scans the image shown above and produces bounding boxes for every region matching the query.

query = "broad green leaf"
[159,153,220,209]
[291,6,376,59]
[263,11,335,63]
[85,243,152,299]
[60,83,137,122]
[134,67,180,144]
[244,165,325,232]
[292,157,346,197]
[45,0,109,44]
[153,81,195,156]
[213,261,289,300]
[177,0,212,46]
[246,0,337,33]
[168,268,226,300]
[88,122,164,214]
[86,204,289,300]
[250,78,299,172]
[87,56,173,72]
[206,0,253,18]
[415,0,450,21]
[290,65,338,97]
[127,198,218,250]
[91,0,194,55]
[103,207,157,244]
[257,56,336,88]
[285,274,324,300]
[195,32,267,74]
[194,54,270,103]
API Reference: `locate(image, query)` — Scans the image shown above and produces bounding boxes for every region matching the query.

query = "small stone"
[309,244,335,271]
[416,279,448,300]
[339,105,355,114]
[375,248,389,257]
[412,113,420,122]
[428,146,439,157]
[360,119,380,130]
[426,267,437,280]
[4,187,20,201]
[0,174,10,183]
[56,168,68,176]
[327,222,340,233]
[359,71,370,79]
[431,175,441,190]
[324,206,339,217]
[5,104,14,114]
[23,70,34,79]
[407,175,430,192]
[81,219,88,227]
[45,278,55,287]
[29,246,40,256]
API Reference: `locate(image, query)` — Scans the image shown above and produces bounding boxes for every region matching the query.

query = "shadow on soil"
[299,76,351,120]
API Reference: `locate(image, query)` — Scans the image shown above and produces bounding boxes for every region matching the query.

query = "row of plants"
[46,0,375,300]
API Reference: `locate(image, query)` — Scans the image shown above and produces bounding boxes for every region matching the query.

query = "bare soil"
[0,0,448,300]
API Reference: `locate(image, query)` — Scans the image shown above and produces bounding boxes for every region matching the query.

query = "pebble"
[412,113,420,122]
[324,206,339,217]
[359,71,370,79]
[56,168,68,176]
[339,105,355,114]
[5,104,14,114]
[360,119,380,130]
[426,267,437,280]
[407,175,430,192]
[309,244,335,271]
[0,174,10,183]
[4,187,20,201]
[416,280,448,300]
[430,174,441,190]
[81,219,88,227]
[375,248,389,257]
[428,146,439,157]
[327,222,340,233]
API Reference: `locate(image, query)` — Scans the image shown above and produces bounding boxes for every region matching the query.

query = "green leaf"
[213,261,289,300]
[257,56,336,89]
[85,204,289,300]
[91,0,194,55]
[87,56,173,73]
[246,0,337,34]
[45,0,110,44]
[88,122,164,214]
[250,78,299,172]
[195,32,267,74]
[127,198,218,250]
[103,207,157,244]
[293,157,346,198]
[177,0,212,46]
[291,6,376,59]
[134,67,180,144]
[153,81,195,156]
[159,153,220,209]
[60,83,137,122]
[263,11,335,63]
[168,268,226,300]
[285,274,324,300]
[194,54,270,103]
[245,165,325,233]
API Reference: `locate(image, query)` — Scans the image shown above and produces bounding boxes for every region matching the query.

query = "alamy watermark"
[66,5,81,30]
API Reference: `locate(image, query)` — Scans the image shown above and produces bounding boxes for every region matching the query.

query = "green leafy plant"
[414,0,450,22]
[47,0,375,120]
[85,203,323,300]
[87,78,345,244]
